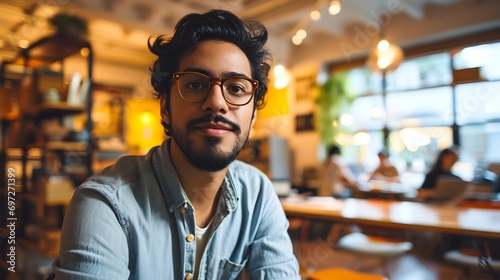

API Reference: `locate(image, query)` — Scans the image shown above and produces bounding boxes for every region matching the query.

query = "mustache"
[187,114,241,134]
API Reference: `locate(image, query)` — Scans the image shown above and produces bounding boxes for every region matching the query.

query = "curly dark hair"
[148,9,272,135]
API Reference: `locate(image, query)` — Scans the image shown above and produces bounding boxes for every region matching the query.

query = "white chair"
[444,249,500,278]
[335,232,413,278]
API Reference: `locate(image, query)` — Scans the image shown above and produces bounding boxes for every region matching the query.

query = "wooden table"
[281,196,500,239]
[355,181,418,200]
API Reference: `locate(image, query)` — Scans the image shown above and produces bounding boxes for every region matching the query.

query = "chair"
[444,249,500,279]
[445,196,500,279]
[334,231,413,278]
[307,268,387,280]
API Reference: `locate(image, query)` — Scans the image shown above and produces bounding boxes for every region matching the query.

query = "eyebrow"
[182,67,250,79]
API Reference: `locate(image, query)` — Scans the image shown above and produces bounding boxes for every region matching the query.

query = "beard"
[171,114,250,172]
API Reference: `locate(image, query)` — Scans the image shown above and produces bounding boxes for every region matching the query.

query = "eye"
[186,81,205,91]
[224,78,252,95]
[180,75,210,92]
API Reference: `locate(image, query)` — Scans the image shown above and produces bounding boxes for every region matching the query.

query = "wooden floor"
[293,234,497,280]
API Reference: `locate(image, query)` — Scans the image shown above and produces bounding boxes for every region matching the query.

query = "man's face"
[161,40,257,172]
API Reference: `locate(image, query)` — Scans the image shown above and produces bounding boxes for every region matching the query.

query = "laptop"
[432,177,469,201]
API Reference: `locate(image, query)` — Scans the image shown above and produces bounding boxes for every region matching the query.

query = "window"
[455,81,500,125]
[386,87,453,129]
[453,42,500,80]
[386,52,452,91]
[327,41,500,172]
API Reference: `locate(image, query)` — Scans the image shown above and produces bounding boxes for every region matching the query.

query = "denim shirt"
[53,140,300,279]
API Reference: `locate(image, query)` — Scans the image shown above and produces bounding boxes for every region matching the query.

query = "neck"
[169,139,227,227]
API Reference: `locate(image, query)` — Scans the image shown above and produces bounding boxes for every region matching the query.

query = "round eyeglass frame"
[172,71,259,106]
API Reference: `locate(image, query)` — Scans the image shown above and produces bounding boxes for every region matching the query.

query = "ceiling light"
[328,1,341,15]
[80,47,90,57]
[340,113,353,126]
[377,39,390,51]
[352,132,371,146]
[334,132,351,145]
[310,10,321,21]
[367,38,404,71]
[273,64,285,76]
[273,64,291,89]
[18,40,30,49]
[296,29,307,39]
[292,35,303,45]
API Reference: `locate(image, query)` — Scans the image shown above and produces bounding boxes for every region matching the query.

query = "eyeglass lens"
[177,73,254,105]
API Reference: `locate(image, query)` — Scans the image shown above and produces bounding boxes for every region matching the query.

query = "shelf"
[1,33,93,258]
[45,141,88,151]
[11,35,90,68]
[19,193,73,207]
[30,102,85,119]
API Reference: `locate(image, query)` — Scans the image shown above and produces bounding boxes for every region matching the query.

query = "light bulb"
[296,29,307,39]
[310,10,321,20]
[377,39,389,51]
[292,35,303,45]
[274,64,285,76]
[329,1,341,15]
[18,40,30,49]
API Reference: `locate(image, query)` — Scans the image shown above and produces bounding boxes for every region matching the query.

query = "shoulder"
[228,160,276,197]
[85,155,147,190]
[229,160,269,179]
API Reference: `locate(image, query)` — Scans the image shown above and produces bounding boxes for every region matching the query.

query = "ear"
[250,108,257,128]
[160,95,170,125]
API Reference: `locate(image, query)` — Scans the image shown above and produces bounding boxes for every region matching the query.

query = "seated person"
[318,145,358,198]
[418,147,463,199]
[368,150,400,182]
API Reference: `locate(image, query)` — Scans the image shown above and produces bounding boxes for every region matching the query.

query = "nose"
[201,81,229,113]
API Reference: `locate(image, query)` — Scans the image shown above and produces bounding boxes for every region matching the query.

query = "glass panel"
[385,87,453,129]
[348,95,385,130]
[460,123,500,163]
[340,130,384,170]
[453,42,500,80]
[345,68,382,96]
[455,81,500,125]
[388,126,453,173]
[386,52,452,91]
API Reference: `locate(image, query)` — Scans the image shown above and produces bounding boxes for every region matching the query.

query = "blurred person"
[319,144,358,198]
[368,150,400,182]
[53,10,300,279]
[420,147,462,190]
[418,147,463,201]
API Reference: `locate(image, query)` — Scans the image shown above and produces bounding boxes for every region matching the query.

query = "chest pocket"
[217,258,247,279]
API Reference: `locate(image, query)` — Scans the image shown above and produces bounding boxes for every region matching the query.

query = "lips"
[194,122,234,132]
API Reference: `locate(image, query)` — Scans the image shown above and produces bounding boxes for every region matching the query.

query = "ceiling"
[0,0,499,71]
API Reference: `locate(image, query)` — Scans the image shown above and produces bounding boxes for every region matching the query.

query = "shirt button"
[185,273,193,280]
[186,234,195,242]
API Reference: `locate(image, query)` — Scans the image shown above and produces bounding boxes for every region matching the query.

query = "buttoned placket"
[181,201,196,280]
[195,178,236,280]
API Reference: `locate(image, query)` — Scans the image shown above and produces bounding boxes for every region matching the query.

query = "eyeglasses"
[173,72,259,106]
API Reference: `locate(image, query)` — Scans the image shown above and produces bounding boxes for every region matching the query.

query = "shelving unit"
[0,34,93,262]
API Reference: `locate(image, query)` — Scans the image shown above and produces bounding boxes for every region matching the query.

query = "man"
[53,10,300,279]
[368,150,400,182]
[319,145,358,198]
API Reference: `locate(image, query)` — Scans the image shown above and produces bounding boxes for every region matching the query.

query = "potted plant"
[49,12,88,38]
